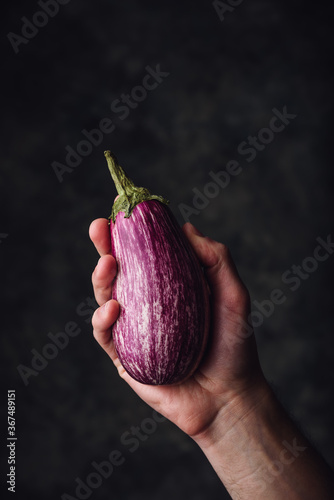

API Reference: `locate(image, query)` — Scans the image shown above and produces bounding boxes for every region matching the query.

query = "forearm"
[193,381,334,499]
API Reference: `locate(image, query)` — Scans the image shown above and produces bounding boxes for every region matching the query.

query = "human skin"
[89,218,334,499]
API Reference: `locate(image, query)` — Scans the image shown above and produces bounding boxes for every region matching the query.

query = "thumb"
[182,223,259,382]
[182,222,250,315]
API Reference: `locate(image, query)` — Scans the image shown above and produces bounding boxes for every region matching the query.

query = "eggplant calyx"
[104,150,169,223]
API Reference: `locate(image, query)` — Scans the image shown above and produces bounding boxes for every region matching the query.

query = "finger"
[92,300,134,381]
[182,222,249,313]
[89,218,111,256]
[92,254,117,306]
[92,299,120,361]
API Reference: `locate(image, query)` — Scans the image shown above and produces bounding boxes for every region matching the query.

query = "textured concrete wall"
[2,1,334,498]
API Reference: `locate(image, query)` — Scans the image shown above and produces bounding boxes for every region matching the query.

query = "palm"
[90,218,262,438]
[121,308,259,436]
[120,372,214,436]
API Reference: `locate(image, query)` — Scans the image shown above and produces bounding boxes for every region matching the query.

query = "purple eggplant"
[104,151,210,385]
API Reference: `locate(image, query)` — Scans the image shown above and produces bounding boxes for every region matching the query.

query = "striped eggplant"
[104,151,210,385]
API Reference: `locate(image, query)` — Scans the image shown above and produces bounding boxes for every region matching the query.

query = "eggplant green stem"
[104,150,169,223]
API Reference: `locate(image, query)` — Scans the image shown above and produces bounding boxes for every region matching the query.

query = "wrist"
[192,377,334,499]
[192,376,280,498]
[193,374,272,450]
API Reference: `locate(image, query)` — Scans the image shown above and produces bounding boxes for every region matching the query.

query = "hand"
[89,218,267,440]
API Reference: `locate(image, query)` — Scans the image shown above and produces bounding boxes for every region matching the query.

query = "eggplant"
[104,151,210,385]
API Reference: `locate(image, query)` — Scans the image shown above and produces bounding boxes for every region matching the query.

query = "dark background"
[1,0,334,499]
